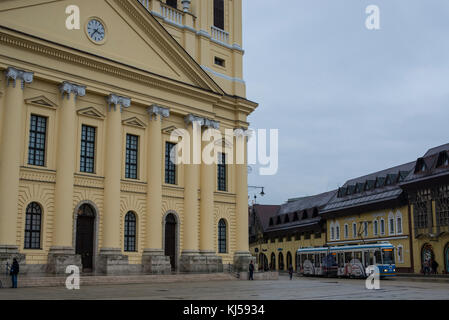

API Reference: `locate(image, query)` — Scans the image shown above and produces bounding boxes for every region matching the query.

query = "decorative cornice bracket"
[59,81,86,101]
[148,104,170,121]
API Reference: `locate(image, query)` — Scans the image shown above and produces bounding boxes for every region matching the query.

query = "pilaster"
[0,67,33,252]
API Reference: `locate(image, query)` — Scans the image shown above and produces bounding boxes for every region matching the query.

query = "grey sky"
[243,0,449,205]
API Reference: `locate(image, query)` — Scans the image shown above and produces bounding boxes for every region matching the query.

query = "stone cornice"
[4,66,33,89]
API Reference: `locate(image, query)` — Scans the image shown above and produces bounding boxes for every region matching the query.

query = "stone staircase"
[1,272,238,289]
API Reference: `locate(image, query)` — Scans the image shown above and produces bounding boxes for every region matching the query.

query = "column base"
[98,248,129,275]
[47,247,82,275]
[0,245,25,270]
[233,251,255,272]
[179,251,223,273]
[142,249,171,274]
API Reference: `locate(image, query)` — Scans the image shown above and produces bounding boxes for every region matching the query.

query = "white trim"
[200,65,246,84]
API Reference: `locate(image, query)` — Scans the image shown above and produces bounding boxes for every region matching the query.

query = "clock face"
[87,19,105,43]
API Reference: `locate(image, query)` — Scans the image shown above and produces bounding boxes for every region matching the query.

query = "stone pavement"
[0,274,448,300]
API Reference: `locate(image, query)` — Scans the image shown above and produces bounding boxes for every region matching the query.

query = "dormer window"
[214,0,225,30]
[375,177,385,188]
[284,214,290,223]
[437,152,449,167]
[302,210,308,220]
[415,158,427,173]
[166,0,177,9]
[276,216,282,225]
[338,187,346,198]
[269,218,274,226]
[312,208,318,218]
[293,212,299,221]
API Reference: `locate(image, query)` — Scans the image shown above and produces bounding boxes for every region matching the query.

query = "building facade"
[0,0,257,275]
[250,144,449,275]
[249,191,335,272]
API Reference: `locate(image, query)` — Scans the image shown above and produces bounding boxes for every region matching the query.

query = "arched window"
[270,253,276,270]
[388,212,395,235]
[218,219,227,253]
[397,244,404,263]
[124,211,137,252]
[330,222,335,240]
[278,252,284,270]
[373,220,379,236]
[352,222,357,238]
[335,223,340,240]
[396,212,403,234]
[286,251,292,269]
[380,218,385,235]
[24,202,42,249]
[166,0,177,9]
[344,224,349,239]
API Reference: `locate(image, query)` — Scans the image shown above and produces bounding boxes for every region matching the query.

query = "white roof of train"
[297,242,394,252]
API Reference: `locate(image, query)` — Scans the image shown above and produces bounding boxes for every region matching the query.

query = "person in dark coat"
[10,258,19,289]
[431,259,439,275]
[249,261,255,280]
[288,265,294,280]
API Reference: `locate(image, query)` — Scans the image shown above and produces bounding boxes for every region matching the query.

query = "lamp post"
[248,186,265,204]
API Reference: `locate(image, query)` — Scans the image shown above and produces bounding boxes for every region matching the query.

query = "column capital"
[234,127,252,137]
[147,104,170,121]
[184,114,220,129]
[4,67,33,89]
[107,94,131,112]
[59,81,86,101]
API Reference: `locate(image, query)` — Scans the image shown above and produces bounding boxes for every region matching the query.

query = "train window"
[374,250,382,264]
[369,251,374,265]
[338,253,344,267]
[345,252,352,263]
[382,249,395,265]
[354,251,362,263]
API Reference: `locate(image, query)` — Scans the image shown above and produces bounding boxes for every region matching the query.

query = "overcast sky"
[243,0,449,205]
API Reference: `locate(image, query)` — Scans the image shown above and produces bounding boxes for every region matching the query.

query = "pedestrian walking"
[10,258,19,288]
[249,260,254,280]
[423,259,430,275]
[431,259,439,275]
[288,265,294,280]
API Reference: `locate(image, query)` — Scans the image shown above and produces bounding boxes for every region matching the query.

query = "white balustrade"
[211,26,229,45]
[138,0,151,11]
[161,4,183,25]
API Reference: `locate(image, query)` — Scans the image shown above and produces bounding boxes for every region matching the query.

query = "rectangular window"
[80,125,96,173]
[353,223,357,238]
[165,142,176,184]
[364,221,369,237]
[381,219,385,235]
[374,220,379,236]
[214,57,225,67]
[344,224,349,239]
[213,0,224,30]
[28,115,47,167]
[125,134,139,179]
[217,152,227,191]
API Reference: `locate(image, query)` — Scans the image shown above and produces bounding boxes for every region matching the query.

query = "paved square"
[0,275,448,300]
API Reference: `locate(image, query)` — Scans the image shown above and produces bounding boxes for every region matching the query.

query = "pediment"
[25,95,57,109]
[122,116,146,128]
[77,107,105,119]
[0,0,223,94]
[162,125,178,135]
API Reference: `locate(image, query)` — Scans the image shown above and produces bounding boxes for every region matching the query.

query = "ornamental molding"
[162,125,178,135]
[4,66,33,89]
[0,30,221,105]
[59,81,86,100]
[148,104,170,121]
[25,95,57,109]
[184,114,220,129]
[122,116,147,128]
[77,106,105,119]
[107,93,131,112]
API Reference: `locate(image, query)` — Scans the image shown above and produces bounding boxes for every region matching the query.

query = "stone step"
[1,273,237,288]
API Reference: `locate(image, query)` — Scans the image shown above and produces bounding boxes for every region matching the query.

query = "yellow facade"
[326,206,413,272]
[0,0,257,274]
[250,233,326,271]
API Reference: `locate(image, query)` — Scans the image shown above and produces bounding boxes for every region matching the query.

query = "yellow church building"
[0,0,257,275]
